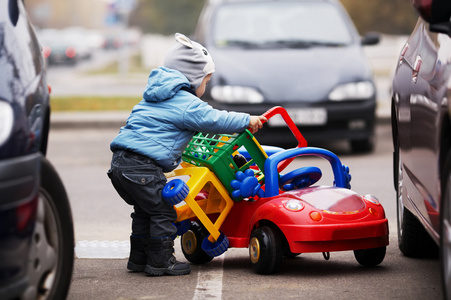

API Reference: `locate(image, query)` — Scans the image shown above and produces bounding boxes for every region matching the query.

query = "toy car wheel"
[249,226,282,274]
[353,246,386,266]
[163,179,189,206]
[202,232,229,257]
[181,221,213,264]
[284,252,301,258]
[174,219,191,236]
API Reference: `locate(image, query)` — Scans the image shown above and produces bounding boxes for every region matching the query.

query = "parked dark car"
[38,29,79,66]
[0,0,74,299]
[193,0,380,152]
[391,0,451,298]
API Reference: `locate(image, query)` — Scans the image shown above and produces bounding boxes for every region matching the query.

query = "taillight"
[42,46,51,58]
[66,47,76,58]
[16,196,38,233]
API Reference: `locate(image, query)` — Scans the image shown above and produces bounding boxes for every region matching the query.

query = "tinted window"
[213,2,354,47]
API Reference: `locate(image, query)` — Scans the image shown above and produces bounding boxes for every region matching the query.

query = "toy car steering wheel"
[279,166,322,191]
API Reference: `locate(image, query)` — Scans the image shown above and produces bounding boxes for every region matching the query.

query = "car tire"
[396,144,438,257]
[350,136,374,153]
[440,152,451,300]
[249,226,282,274]
[353,247,386,266]
[181,221,214,264]
[24,157,74,299]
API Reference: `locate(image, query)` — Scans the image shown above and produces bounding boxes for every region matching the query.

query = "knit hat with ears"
[164,33,215,90]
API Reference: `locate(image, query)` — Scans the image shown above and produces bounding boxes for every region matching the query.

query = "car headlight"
[211,86,264,103]
[0,101,14,146]
[328,81,375,101]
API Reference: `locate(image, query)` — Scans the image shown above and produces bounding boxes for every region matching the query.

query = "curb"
[50,111,391,129]
[50,111,129,129]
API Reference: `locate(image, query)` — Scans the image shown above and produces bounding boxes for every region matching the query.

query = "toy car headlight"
[363,194,381,205]
[0,101,14,146]
[211,85,264,103]
[328,81,375,101]
[283,199,305,212]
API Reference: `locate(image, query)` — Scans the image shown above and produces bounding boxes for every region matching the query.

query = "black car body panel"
[194,0,378,149]
[0,0,73,299]
[209,45,372,103]
[0,1,49,159]
[0,1,47,297]
[0,153,40,298]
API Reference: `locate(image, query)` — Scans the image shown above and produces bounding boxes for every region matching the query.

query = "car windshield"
[213,2,354,48]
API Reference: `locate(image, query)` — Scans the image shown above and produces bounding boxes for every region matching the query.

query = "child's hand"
[248,115,267,133]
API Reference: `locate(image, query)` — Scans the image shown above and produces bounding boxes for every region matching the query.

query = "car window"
[213,2,354,48]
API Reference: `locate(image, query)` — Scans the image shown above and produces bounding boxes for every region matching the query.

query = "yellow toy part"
[166,165,234,242]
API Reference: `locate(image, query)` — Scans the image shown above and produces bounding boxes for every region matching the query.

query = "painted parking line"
[193,255,224,300]
[75,240,130,259]
[75,240,225,300]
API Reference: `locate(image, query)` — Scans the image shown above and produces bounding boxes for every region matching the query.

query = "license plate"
[268,108,327,126]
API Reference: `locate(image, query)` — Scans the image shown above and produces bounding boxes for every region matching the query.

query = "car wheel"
[24,157,74,300]
[350,136,374,153]
[396,146,437,257]
[249,226,282,274]
[440,153,451,299]
[181,221,214,264]
[353,247,386,266]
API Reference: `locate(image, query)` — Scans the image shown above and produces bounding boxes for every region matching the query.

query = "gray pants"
[107,150,177,238]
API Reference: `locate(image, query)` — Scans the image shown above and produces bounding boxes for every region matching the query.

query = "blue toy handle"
[264,147,350,197]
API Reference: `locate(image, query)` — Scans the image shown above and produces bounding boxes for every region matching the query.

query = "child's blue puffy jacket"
[110,67,250,172]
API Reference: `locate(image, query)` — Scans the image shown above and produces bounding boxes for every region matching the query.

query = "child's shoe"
[127,235,148,272]
[145,237,191,276]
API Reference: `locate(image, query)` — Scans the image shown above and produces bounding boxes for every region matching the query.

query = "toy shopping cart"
[163,106,307,256]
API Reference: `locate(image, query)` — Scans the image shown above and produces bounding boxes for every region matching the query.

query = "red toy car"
[163,107,388,274]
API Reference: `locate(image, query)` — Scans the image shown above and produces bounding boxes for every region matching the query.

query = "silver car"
[391,0,451,298]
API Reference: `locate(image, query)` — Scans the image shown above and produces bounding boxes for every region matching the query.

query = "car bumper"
[0,152,40,299]
[208,99,376,146]
[280,218,389,253]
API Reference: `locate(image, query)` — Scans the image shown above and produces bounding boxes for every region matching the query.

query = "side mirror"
[412,0,451,24]
[430,22,451,36]
[361,32,380,46]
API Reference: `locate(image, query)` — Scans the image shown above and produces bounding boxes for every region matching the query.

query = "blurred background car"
[38,28,79,65]
[391,0,451,297]
[193,0,380,152]
[37,26,105,66]
[0,0,74,299]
